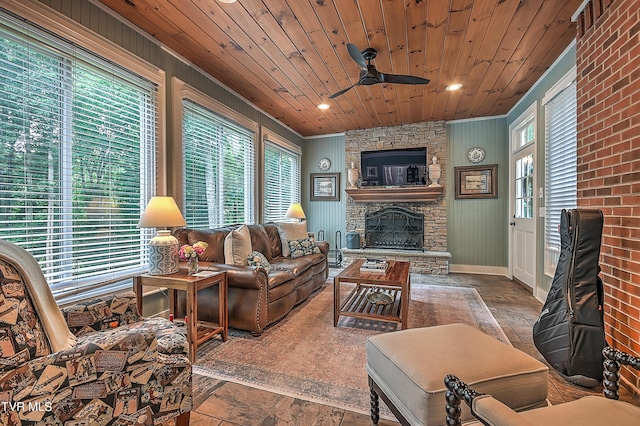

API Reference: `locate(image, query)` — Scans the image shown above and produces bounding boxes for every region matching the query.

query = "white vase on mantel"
[428,155,441,187]
[347,162,360,189]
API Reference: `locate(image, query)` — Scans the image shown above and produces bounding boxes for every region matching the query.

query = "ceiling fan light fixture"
[446,83,463,91]
[330,43,430,99]
[317,103,330,110]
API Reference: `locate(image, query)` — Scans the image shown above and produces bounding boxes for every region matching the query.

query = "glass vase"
[187,252,199,275]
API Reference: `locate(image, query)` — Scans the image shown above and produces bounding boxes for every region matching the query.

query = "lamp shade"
[138,196,186,228]
[138,196,186,275]
[285,203,306,220]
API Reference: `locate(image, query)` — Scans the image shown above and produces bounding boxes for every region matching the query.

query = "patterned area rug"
[193,279,509,418]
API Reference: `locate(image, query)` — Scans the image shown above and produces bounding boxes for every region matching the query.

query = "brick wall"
[575,0,640,395]
[344,121,447,253]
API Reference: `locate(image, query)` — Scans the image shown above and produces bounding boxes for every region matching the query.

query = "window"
[543,69,577,275]
[515,154,534,219]
[0,10,159,301]
[517,120,535,149]
[263,136,301,223]
[182,99,256,228]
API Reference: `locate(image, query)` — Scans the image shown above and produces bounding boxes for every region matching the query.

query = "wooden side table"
[134,269,228,362]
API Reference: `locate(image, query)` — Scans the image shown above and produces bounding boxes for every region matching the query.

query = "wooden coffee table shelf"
[334,259,411,328]
[340,285,402,323]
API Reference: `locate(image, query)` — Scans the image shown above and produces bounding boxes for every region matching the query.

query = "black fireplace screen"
[364,206,424,250]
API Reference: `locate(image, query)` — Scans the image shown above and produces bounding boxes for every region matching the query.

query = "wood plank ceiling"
[97,0,582,137]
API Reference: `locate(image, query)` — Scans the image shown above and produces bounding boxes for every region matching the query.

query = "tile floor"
[189,272,637,425]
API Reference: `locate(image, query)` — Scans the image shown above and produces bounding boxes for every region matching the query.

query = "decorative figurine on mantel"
[347,162,360,189]
[428,155,441,187]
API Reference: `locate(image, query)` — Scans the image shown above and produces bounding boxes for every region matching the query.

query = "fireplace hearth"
[364,206,424,250]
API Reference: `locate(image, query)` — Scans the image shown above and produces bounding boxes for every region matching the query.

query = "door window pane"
[515,154,534,219]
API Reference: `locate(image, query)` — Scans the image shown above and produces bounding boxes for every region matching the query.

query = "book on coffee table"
[360,258,389,272]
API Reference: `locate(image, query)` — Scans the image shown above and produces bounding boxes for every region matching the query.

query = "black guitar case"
[533,209,606,388]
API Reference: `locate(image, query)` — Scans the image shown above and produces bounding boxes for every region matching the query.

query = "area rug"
[193,281,509,418]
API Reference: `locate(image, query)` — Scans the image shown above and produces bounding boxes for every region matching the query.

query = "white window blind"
[0,12,158,301]
[544,79,577,273]
[182,99,255,228]
[264,141,300,222]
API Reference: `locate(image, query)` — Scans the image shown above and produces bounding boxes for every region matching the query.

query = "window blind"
[544,81,577,255]
[0,12,158,301]
[263,141,300,222]
[182,99,255,228]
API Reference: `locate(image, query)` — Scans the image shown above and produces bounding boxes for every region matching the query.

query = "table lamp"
[138,196,187,275]
[285,202,306,222]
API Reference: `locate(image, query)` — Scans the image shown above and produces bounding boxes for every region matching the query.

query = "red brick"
[620,216,640,228]
[612,184,633,195]
[613,247,632,259]
[620,127,640,143]
[611,206,633,216]
[621,171,640,183]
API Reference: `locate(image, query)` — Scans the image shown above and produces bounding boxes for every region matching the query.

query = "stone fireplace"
[342,121,450,274]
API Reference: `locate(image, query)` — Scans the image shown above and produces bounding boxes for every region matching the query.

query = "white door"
[512,148,536,288]
[509,106,537,291]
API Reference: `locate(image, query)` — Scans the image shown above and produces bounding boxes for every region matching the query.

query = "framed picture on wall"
[310,173,340,201]
[455,164,498,199]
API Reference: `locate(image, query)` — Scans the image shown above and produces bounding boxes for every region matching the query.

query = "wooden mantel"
[345,186,443,203]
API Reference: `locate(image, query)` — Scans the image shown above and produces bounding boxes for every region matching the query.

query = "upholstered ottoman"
[366,323,549,425]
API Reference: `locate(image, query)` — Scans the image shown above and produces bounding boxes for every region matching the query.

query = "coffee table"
[334,259,411,329]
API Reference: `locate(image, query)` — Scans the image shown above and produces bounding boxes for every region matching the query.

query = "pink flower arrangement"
[179,241,208,261]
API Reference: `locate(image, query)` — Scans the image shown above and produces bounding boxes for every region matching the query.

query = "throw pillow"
[288,237,321,259]
[277,221,308,257]
[224,224,252,265]
[247,251,271,274]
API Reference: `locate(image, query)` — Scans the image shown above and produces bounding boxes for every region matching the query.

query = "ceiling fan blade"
[329,82,359,99]
[346,43,367,70]
[381,73,430,85]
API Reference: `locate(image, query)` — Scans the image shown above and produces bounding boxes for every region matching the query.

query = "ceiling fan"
[329,43,430,99]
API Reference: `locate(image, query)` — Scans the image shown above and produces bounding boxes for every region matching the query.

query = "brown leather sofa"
[174,223,328,336]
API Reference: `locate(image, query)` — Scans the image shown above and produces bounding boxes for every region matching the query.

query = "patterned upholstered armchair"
[0,239,191,425]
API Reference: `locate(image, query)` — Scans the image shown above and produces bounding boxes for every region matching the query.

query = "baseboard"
[535,287,549,304]
[449,264,508,276]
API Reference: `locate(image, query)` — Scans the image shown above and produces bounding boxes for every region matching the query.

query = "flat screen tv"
[360,147,427,186]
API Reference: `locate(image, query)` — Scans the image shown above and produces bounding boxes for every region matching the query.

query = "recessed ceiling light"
[218,0,237,3]
[317,103,330,110]
[446,83,463,91]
